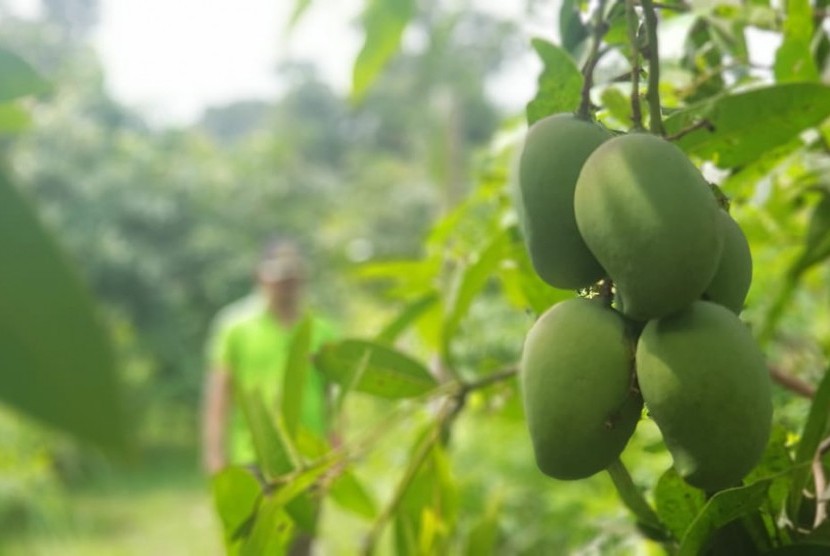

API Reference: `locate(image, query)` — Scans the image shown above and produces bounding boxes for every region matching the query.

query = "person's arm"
[202,367,232,475]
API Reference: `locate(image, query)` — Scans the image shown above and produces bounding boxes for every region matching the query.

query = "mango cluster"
[517,113,772,491]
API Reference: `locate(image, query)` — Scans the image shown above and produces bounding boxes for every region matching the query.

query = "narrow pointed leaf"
[0,168,126,452]
[238,390,296,479]
[281,316,312,438]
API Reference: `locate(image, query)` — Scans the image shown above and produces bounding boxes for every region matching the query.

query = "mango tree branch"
[579,0,610,119]
[640,0,665,135]
[625,0,644,130]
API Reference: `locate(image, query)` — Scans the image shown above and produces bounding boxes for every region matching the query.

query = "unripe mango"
[574,134,722,320]
[518,114,611,289]
[636,301,772,491]
[704,211,752,314]
[521,298,642,480]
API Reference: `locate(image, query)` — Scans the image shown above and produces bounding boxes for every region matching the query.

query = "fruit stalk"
[606,458,664,534]
[641,0,665,135]
[625,0,644,130]
[578,0,610,119]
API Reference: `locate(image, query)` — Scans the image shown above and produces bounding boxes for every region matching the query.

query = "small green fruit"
[518,114,611,289]
[705,211,752,314]
[574,134,722,320]
[521,298,642,480]
[636,301,772,491]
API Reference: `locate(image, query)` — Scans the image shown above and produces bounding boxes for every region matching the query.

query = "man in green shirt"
[201,240,335,471]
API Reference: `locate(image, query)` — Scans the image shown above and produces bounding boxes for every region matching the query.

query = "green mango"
[574,133,723,320]
[521,298,642,480]
[636,301,772,491]
[517,113,610,289]
[704,211,753,314]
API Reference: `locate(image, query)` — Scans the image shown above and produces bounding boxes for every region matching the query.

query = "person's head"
[256,240,308,312]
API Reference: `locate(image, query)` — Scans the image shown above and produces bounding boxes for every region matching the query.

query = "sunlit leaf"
[238,390,296,479]
[678,480,771,555]
[329,469,378,519]
[0,102,30,133]
[239,495,294,556]
[665,83,830,168]
[788,364,830,522]
[377,292,439,344]
[559,0,588,54]
[526,38,583,125]
[315,340,437,399]
[442,229,511,362]
[352,0,415,102]
[0,167,126,452]
[0,47,50,102]
[212,467,262,543]
[281,315,312,438]
[774,0,818,83]
[655,468,706,540]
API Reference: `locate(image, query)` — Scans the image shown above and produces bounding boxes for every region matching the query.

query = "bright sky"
[7,0,540,125]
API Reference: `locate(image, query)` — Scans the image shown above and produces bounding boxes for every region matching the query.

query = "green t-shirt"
[206,294,336,465]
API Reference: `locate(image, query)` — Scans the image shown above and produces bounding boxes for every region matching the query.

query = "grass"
[0,445,225,556]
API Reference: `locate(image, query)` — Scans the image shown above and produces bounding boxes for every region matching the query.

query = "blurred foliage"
[3,0,830,553]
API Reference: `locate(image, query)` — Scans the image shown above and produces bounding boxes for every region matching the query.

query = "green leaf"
[0,102,31,133]
[376,292,439,344]
[239,495,294,556]
[792,192,830,275]
[0,167,126,452]
[0,47,50,102]
[464,511,500,556]
[559,0,588,53]
[745,425,796,521]
[238,389,296,479]
[526,38,583,125]
[788,364,830,522]
[314,340,437,399]
[664,83,830,168]
[600,86,632,127]
[286,491,318,533]
[211,467,262,542]
[351,0,415,102]
[679,480,771,556]
[774,0,818,83]
[288,0,314,28]
[655,468,706,540]
[281,316,312,438]
[441,229,511,362]
[329,469,378,519]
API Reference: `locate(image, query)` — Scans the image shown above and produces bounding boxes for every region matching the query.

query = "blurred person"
[201,239,336,554]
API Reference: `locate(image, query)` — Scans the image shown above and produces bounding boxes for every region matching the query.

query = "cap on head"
[257,240,308,283]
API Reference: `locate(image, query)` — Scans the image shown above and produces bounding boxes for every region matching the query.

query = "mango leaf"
[211,467,262,543]
[314,340,437,399]
[559,0,588,54]
[744,425,796,522]
[352,0,415,102]
[288,0,313,28]
[0,102,30,134]
[788,365,830,522]
[655,468,706,541]
[376,292,439,344]
[678,480,771,556]
[526,38,583,125]
[238,390,296,479]
[464,509,500,555]
[600,86,632,127]
[0,167,126,452]
[664,83,830,168]
[286,491,318,533]
[239,495,294,556]
[441,229,511,362]
[281,316,312,438]
[791,192,830,276]
[329,469,378,519]
[0,47,50,102]
[774,0,818,83]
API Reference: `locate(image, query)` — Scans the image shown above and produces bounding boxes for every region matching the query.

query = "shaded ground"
[0,447,224,556]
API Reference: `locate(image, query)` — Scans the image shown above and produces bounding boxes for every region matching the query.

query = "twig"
[640,0,665,135]
[579,0,610,119]
[462,366,518,393]
[665,119,714,142]
[625,0,644,130]
[769,365,816,398]
[813,457,827,528]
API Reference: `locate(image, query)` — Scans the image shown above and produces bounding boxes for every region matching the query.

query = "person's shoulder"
[212,294,264,332]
